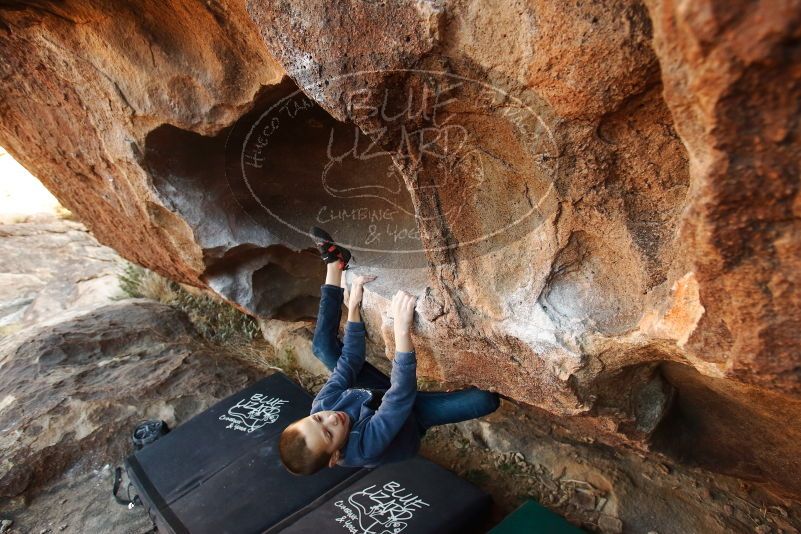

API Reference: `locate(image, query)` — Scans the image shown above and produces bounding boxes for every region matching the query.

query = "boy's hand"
[390,290,417,333]
[348,275,376,309]
[390,290,417,352]
[346,274,376,321]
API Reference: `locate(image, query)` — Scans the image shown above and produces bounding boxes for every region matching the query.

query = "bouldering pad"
[125,372,364,534]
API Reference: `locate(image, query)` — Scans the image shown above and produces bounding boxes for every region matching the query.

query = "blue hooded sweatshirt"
[310,320,420,468]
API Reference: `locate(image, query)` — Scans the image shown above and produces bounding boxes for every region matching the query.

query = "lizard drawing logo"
[345,482,430,534]
[220,394,288,433]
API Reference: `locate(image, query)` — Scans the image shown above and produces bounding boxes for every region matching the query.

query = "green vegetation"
[118,262,148,299]
[497,457,525,476]
[119,262,260,344]
[118,263,331,394]
[463,468,490,486]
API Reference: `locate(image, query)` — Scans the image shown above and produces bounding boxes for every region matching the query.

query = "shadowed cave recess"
[142,77,434,319]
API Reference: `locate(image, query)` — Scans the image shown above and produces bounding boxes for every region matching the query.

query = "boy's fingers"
[391,291,417,313]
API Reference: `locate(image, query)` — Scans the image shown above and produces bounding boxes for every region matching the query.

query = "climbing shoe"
[310,226,352,270]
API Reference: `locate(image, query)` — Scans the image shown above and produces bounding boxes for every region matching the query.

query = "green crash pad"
[490,500,586,533]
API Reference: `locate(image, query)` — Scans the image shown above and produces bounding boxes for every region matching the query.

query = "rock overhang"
[1,0,800,500]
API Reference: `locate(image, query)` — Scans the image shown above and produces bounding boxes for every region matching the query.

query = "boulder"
[0,299,262,499]
[0,216,125,335]
[450,399,801,533]
[1,0,800,505]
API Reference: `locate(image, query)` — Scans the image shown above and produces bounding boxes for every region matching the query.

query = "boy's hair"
[279,421,332,475]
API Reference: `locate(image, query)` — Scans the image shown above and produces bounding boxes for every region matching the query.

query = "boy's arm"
[358,291,417,460]
[358,349,417,459]
[312,275,375,407]
[313,321,366,407]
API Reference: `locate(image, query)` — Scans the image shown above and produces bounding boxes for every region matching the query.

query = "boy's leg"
[311,263,345,371]
[413,387,500,435]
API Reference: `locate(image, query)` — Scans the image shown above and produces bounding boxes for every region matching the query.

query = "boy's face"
[295,410,351,465]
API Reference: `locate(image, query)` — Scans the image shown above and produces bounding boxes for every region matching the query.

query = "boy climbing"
[278,227,500,475]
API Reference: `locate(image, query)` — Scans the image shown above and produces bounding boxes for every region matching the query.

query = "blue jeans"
[311,284,500,435]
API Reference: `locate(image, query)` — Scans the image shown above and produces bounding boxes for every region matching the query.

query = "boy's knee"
[470,391,500,419]
[487,392,501,412]
[310,344,334,371]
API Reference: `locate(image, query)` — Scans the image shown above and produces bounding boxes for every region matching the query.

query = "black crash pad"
[276,456,491,534]
[125,373,364,534]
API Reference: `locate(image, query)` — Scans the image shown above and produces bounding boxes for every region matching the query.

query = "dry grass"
[136,269,177,304]
[116,263,331,388]
[118,263,260,344]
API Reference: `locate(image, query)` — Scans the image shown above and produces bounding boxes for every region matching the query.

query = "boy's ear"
[328,449,341,468]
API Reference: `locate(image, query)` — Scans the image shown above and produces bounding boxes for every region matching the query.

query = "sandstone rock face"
[451,400,801,533]
[0,299,261,499]
[1,0,800,508]
[0,0,295,310]
[0,215,125,335]
[646,0,801,393]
